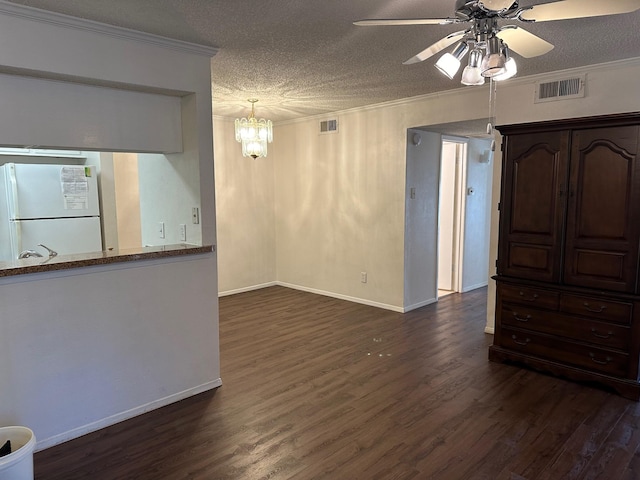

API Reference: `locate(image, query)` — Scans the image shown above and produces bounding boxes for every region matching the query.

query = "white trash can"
[0,426,36,480]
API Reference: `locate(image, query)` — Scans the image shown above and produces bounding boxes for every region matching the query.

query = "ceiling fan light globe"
[435,53,462,79]
[461,66,485,85]
[481,53,506,77]
[494,57,517,81]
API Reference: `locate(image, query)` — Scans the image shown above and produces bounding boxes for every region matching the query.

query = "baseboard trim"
[403,298,438,313]
[35,378,222,452]
[219,282,277,297]
[275,282,404,313]
[461,282,488,293]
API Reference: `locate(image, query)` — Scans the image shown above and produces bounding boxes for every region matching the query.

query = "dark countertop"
[0,244,214,277]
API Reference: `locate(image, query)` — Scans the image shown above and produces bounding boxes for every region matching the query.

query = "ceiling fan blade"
[403,31,467,65]
[479,0,516,11]
[520,0,640,22]
[354,18,459,26]
[497,27,554,58]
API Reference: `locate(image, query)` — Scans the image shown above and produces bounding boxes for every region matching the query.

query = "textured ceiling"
[5,0,640,122]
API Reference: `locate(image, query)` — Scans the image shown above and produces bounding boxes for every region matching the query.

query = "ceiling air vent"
[320,119,338,134]
[535,75,585,103]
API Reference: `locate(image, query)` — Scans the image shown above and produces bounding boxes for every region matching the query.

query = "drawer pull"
[511,335,530,346]
[590,328,613,340]
[519,291,539,302]
[512,312,531,322]
[583,302,607,314]
[589,352,612,365]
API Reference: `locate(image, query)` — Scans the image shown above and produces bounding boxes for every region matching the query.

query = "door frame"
[439,136,468,295]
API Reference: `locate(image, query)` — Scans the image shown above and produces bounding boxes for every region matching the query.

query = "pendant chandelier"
[234,99,273,159]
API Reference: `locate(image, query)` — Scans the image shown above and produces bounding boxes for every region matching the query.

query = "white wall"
[274,112,402,310]
[404,129,442,311]
[271,92,492,311]
[214,117,276,294]
[138,96,208,248]
[0,255,218,448]
[0,2,219,450]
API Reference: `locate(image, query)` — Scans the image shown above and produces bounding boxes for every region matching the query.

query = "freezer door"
[9,217,103,260]
[5,163,100,219]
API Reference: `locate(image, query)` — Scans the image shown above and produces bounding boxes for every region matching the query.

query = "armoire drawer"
[500,327,629,377]
[499,284,559,310]
[501,303,630,351]
[560,294,633,325]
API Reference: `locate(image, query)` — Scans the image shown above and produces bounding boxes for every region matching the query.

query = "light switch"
[158,222,165,239]
[179,224,187,242]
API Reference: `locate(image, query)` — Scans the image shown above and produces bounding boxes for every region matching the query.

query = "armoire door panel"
[498,131,568,282]
[574,144,632,239]
[565,126,640,292]
[572,249,626,284]
[511,145,560,235]
[508,243,553,272]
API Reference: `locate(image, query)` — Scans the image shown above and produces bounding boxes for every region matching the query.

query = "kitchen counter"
[0,244,214,277]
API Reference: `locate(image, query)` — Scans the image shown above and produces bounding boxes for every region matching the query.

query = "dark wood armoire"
[489,113,640,400]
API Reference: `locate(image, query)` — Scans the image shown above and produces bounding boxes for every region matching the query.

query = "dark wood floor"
[35,286,640,479]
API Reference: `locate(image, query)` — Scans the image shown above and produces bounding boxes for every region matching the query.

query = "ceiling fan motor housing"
[455,0,520,20]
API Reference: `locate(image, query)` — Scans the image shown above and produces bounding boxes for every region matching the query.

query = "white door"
[438,142,457,291]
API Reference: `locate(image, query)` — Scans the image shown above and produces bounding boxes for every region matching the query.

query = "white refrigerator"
[0,163,103,261]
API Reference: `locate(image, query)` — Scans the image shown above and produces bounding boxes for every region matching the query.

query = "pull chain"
[488,77,497,151]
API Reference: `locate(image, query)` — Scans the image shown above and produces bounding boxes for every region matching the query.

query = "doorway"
[438,138,467,298]
[403,125,492,312]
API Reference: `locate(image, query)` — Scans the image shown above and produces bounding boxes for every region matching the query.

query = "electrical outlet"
[179,224,187,242]
[192,207,200,224]
[361,272,367,283]
[158,222,165,239]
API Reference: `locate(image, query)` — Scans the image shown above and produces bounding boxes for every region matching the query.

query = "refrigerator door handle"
[8,220,21,259]
[6,163,19,220]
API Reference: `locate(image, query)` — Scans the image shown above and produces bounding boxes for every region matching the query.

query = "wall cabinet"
[490,113,640,400]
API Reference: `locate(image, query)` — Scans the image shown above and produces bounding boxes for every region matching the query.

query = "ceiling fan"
[354,0,640,85]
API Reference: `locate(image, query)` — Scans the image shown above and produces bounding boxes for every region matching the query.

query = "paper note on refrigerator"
[60,166,89,210]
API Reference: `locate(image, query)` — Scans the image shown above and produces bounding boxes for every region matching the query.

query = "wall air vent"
[535,75,586,103]
[320,119,338,134]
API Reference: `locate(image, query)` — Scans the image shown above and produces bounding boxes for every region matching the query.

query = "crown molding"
[274,84,490,127]
[274,56,640,126]
[0,0,218,57]
[493,56,640,88]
